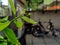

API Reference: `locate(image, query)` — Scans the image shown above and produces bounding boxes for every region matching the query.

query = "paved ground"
[26,34,60,45]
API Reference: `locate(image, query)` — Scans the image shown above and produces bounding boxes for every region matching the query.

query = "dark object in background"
[38,21,45,29]
[24,22,32,34]
[32,25,44,37]
[19,28,26,45]
[19,22,32,45]
[44,31,49,35]
[19,23,32,45]
[48,19,54,30]
[19,36,26,45]
[52,28,58,37]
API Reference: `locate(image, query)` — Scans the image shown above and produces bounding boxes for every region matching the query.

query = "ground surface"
[26,34,60,45]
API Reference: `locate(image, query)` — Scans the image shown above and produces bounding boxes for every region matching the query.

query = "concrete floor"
[26,34,60,45]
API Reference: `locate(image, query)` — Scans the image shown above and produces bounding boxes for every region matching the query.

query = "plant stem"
[11,15,23,22]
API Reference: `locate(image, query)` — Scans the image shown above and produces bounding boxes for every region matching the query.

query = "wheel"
[32,30,44,37]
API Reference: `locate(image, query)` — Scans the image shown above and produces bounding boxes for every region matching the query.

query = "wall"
[31,11,60,29]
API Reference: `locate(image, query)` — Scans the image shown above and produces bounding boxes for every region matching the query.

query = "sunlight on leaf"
[3,28,20,45]
[0,36,4,39]
[0,21,11,31]
[21,16,37,24]
[2,16,8,21]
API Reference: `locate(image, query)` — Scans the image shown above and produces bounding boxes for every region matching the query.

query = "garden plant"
[0,0,37,45]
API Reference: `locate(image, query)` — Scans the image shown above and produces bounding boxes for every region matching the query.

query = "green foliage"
[14,19,23,28]
[0,36,4,39]
[0,0,37,45]
[0,21,11,31]
[0,16,8,22]
[26,0,43,10]
[21,16,37,24]
[0,0,20,45]
[0,36,7,45]
[3,28,20,45]
[0,42,7,45]
[8,0,16,16]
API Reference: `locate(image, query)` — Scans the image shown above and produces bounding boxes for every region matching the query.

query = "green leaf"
[14,20,23,28]
[0,36,4,39]
[0,21,11,31]
[44,0,55,5]
[21,16,37,24]
[8,0,16,16]
[0,16,8,22]
[3,28,20,44]
[0,42,7,45]
[2,16,8,21]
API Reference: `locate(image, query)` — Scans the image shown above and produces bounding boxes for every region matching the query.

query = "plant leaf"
[0,42,7,45]
[2,16,8,21]
[3,28,20,44]
[21,9,26,14]
[14,20,23,28]
[0,16,8,22]
[21,16,37,24]
[0,36,4,39]
[8,0,16,16]
[0,21,11,31]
